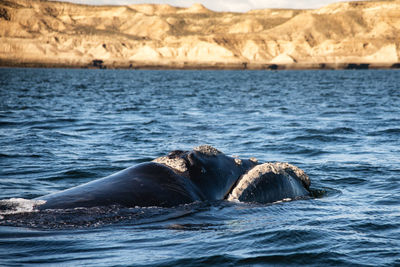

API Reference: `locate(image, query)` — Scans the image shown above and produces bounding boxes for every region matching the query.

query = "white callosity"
[193,145,222,156]
[234,158,242,165]
[152,156,188,173]
[153,145,222,173]
[227,162,310,201]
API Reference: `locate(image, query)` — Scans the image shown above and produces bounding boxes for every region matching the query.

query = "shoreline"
[2,0,399,71]
[1,60,399,70]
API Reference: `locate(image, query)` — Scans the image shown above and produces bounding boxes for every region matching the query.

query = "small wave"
[286,148,329,156]
[0,198,45,218]
[235,251,349,266]
[0,153,42,159]
[12,118,78,131]
[116,106,140,112]
[368,128,400,136]
[321,110,357,116]
[305,127,356,135]
[291,134,342,143]
[373,198,400,205]
[164,255,238,266]
[143,119,158,125]
[265,143,329,156]
[74,83,88,89]
[0,120,19,127]
[244,126,264,132]
[350,221,400,232]
[325,177,368,185]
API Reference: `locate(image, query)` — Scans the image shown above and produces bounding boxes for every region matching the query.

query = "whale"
[35,145,311,210]
[227,162,311,204]
[36,145,258,209]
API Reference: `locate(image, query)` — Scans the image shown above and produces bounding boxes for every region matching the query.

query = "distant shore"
[1,60,399,70]
[1,0,400,70]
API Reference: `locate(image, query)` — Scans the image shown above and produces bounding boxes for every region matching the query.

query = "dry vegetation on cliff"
[0,0,399,69]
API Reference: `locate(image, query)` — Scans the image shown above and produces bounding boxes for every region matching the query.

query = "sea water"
[0,69,399,266]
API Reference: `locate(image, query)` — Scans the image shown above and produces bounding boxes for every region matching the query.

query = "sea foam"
[0,198,45,219]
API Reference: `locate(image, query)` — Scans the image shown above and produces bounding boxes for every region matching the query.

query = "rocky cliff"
[1,0,399,69]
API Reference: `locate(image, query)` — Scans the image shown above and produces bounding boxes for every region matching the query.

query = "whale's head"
[185,145,258,200]
[153,145,259,201]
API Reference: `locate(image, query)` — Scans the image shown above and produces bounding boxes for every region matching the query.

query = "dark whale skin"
[37,162,204,209]
[36,146,310,210]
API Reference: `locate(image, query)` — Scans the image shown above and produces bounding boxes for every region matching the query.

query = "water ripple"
[1,69,399,266]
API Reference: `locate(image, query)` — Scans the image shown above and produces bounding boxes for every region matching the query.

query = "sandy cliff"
[0,0,399,69]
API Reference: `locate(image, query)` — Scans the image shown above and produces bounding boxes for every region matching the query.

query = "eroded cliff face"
[0,0,399,69]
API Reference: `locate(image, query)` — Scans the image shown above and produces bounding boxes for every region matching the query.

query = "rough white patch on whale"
[227,162,310,201]
[153,156,188,173]
[234,158,242,165]
[0,198,46,218]
[193,145,222,156]
[249,157,258,163]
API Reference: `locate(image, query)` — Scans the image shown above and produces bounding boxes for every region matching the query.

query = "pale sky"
[55,0,361,12]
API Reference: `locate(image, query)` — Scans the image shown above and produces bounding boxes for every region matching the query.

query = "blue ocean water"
[0,68,399,266]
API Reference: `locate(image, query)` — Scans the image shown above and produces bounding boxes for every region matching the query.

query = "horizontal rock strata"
[0,0,399,69]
